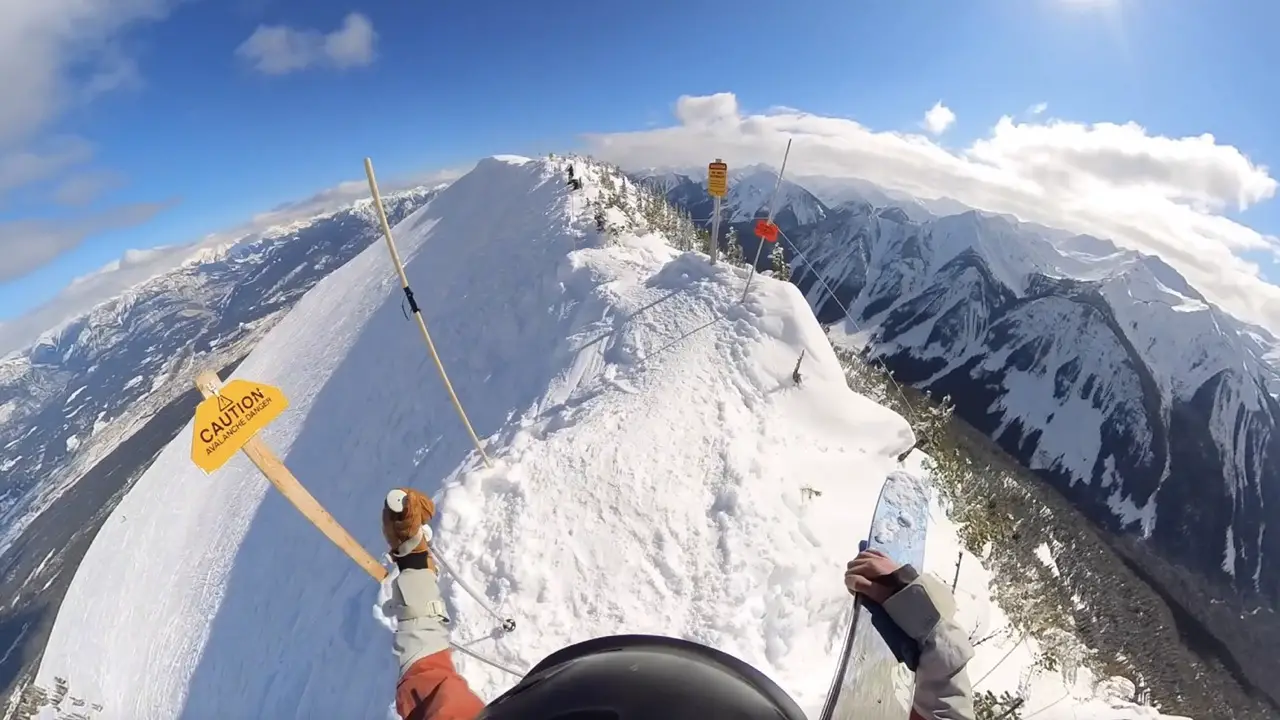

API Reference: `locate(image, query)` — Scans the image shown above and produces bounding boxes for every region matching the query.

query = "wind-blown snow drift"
[35,156,1185,720]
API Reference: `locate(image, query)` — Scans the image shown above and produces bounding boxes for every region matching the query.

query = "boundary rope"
[971,632,1030,689]
[429,546,518,634]
[1023,691,1071,719]
[450,641,527,677]
[775,225,922,425]
[741,139,793,303]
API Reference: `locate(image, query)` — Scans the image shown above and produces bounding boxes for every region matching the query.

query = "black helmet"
[477,634,808,720]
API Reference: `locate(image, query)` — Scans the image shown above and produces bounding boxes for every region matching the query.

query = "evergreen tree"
[697,227,713,255]
[725,227,744,264]
[975,690,1025,719]
[770,242,791,281]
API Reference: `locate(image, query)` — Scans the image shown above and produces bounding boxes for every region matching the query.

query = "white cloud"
[0,0,173,276]
[1029,102,1049,116]
[0,136,94,195]
[53,169,125,206]
[0,199,176,283]
[922,101,956,136]
[0,0,171,149]
[236,13,377,75]
[583,92,1280,333]
[323,13,376,68]
[249,165,465,227]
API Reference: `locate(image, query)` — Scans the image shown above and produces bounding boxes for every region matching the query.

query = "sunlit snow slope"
[35,156,1186,720]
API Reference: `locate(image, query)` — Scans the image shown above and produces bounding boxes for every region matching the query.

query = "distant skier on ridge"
[566,164,582,191]
[381,487,976,720]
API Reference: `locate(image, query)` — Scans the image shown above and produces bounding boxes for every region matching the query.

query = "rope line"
[741,139,793,303]
[776,226,922,424]
[430,546,518,633]
[972,632,1029,689]
[450,640,528,677]
[1023,691,1071,719]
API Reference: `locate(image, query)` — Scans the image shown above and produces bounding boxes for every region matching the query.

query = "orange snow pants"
[396,648,486,720]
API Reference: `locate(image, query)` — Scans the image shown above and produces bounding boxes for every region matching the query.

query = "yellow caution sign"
[707,161,728,198]
[191,378,289,473]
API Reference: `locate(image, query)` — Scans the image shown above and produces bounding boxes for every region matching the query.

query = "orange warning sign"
[707,162,728,198]
[754,219,779,243]
[190,378,289,473]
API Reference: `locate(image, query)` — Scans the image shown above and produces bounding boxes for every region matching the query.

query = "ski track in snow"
[33,157,1188,720]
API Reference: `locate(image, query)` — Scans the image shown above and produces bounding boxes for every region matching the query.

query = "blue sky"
[2,0,1278,327]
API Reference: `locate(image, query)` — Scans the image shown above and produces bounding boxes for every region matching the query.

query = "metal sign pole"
[707,159,728,265]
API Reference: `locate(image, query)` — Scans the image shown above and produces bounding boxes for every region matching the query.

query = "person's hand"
[383,487,435,560]
[844,547,901,605]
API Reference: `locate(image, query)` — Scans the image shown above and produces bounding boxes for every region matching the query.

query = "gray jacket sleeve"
[881,572,976,720]
[383,566,452,677]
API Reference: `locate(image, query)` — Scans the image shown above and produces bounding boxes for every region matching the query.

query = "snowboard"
[818,470,932,720]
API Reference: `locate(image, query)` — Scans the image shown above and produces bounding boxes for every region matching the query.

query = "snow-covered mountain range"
[0,186,444,563]
[1,155,1271,718]
[641,164,829,227]
[31,156,1187,720]
[645,167,1280,610]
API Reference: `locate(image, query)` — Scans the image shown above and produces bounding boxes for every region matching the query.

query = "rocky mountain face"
[647,170,1280,609]
[0,187,443,556]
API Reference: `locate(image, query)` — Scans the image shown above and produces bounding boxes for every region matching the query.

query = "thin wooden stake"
[363,158,492,468]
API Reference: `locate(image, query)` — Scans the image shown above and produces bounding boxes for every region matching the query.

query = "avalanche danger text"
[200,388,272,454]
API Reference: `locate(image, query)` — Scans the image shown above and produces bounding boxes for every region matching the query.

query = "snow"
[1035,542,1062,578]
[35,156,1187,720]
[724,166,826,225]
[920,471,1184,720]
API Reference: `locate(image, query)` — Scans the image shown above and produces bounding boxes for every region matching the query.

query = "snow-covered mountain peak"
[828,200,1274,403]
[633,165,828,226]
[923,210,1067,294]
[1095,262,1278,404]
[726,166,787,209]
[1053,232,1125,259]
[1099,256,1206,311]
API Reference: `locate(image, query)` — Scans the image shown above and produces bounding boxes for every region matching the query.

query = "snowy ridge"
[34,156,1184,720]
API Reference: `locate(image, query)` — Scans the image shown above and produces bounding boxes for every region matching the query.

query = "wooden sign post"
[191,370,387,582]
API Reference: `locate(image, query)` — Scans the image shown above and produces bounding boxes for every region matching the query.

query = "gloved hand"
[844,547,908,604]
[381,488,450,677]
[383,487,437,571]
